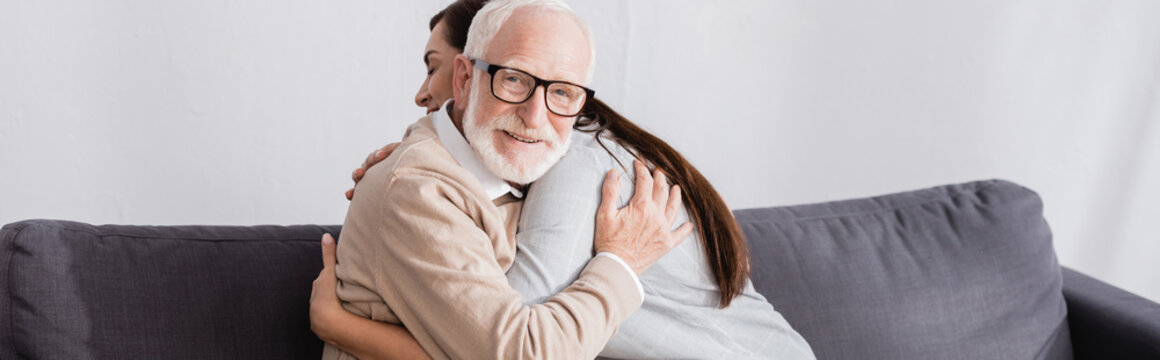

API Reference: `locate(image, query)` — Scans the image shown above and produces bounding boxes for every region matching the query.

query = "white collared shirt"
[431,101,644,302]
[432,102,524,200]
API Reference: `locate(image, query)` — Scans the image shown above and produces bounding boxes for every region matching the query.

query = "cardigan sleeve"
[335,166,642,360]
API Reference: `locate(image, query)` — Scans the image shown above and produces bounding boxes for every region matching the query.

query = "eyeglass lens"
[492,68,587,116]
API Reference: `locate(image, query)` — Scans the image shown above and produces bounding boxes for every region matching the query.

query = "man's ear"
[452,54,473,112]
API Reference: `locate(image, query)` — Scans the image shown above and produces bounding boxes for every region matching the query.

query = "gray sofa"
[2,180,1158,359]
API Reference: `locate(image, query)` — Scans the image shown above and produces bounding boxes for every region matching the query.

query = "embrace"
[309,0,814,359]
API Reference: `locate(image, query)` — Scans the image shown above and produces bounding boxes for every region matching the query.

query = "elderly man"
[321,0,689,359]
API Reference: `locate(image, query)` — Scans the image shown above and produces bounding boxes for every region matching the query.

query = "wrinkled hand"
[594,160,693,274]
[345,142,401,200]
[310,233,343,344]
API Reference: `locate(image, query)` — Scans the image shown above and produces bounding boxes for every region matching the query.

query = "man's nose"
[518,86,549,129]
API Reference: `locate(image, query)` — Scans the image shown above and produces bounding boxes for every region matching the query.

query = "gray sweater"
[507,131,816,359]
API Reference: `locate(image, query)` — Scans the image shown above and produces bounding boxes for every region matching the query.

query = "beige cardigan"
[324,115,642,360]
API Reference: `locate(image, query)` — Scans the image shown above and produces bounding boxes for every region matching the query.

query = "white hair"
[462,0,596,84]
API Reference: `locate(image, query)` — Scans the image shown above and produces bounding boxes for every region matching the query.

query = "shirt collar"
[432,100,523,200]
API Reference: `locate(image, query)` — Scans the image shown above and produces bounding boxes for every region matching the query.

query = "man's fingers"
[665,185,682,223]
[632,160,653,206]
[670,223,694,245]
[599,169,622,214]
[352,168,365,182]
[321,233,337,270]
[345,188,354,201]
[652,168,669,205]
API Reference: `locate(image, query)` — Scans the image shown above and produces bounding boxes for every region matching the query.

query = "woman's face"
[415,21,459,114]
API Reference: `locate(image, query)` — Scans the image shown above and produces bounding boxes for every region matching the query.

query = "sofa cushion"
[737,180,1071,359]
[0,220,338,360]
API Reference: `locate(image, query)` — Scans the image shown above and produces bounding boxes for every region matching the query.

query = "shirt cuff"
[594,252,644,302]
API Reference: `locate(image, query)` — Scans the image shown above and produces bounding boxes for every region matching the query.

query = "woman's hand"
[309,234,431,360]
[310,233,344,344]
[594,160,693,274]
[346,142,402,200]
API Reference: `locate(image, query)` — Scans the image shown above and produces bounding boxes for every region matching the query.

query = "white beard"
[462,79,571,185]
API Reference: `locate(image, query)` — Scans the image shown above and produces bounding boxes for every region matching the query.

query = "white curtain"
[2,1,1157,301]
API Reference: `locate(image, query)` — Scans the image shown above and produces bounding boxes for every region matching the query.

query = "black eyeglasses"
[471,58,595,117]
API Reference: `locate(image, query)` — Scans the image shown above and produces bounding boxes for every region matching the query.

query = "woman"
[313,1,814,358]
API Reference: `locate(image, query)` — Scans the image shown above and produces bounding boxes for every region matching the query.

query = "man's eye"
[504,76,522,83]
[552,89,571,97]
[427,68,435,75]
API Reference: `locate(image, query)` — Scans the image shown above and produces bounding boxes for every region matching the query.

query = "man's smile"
[503,130,543,144]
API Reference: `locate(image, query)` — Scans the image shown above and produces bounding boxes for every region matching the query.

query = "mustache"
[489,113,559,143]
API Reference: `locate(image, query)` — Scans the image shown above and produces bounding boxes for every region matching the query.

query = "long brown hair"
[430,0,488,50]
[431,0,749,308]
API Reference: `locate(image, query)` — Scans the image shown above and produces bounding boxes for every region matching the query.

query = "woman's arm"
[311,234,431,360]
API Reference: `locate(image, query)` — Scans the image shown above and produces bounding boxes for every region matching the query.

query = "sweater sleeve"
[336,166,642,360]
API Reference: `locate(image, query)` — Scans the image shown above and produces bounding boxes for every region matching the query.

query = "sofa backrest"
[0,221,338,360]
[737,179,1072,359]
[1,179,1073,359]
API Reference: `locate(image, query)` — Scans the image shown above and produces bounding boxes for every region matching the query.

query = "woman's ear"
[452,54,473,110]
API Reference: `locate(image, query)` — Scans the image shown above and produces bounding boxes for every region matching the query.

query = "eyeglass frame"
[470,58,595,117]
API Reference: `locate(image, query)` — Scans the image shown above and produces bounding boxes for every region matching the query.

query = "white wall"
[2,1,1158,302]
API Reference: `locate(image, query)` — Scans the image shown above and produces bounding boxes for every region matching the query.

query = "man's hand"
[310,233,343,344]
[346,143,401,200]
[594,160,693,274]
